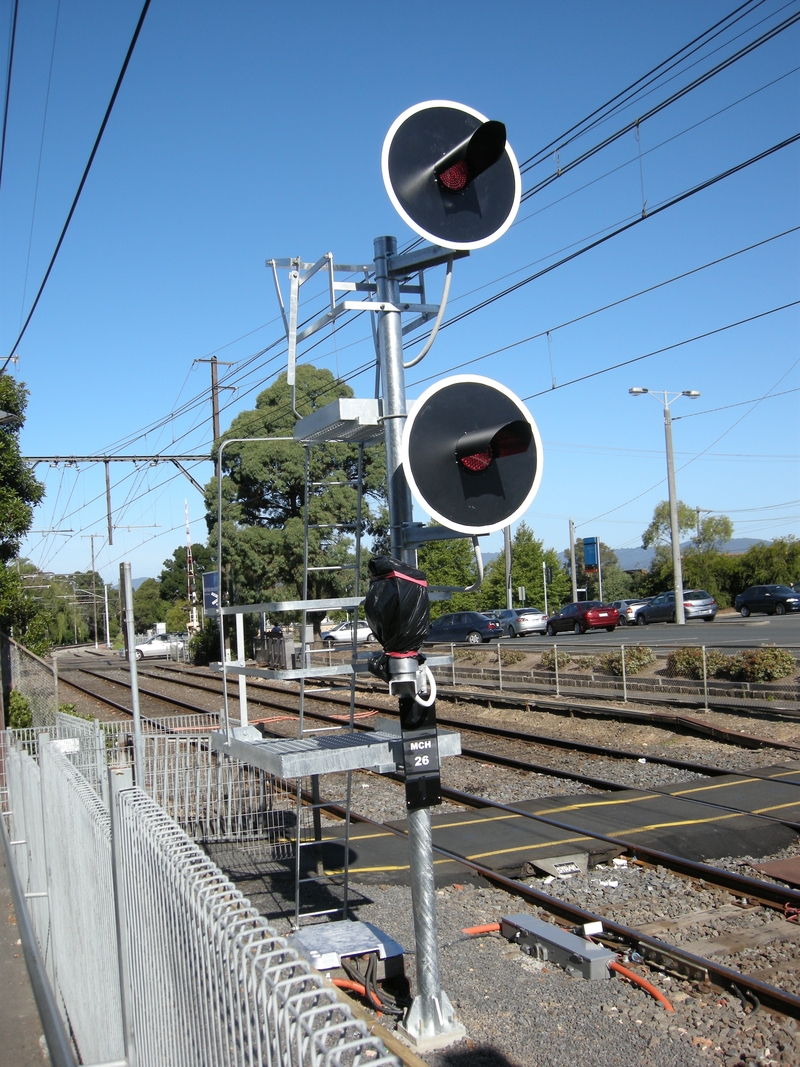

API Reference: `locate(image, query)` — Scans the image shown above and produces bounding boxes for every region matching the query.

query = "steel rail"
[132,662,800,753]
[311,797,800,1019]
[67,666,800,901]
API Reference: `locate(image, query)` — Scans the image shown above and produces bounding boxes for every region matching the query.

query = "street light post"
[629,387,700,626]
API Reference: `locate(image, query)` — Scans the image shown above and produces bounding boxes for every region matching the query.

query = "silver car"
[133,633,186,660]
[683,589,718,621]
[321,621,374,647]
[495,607,548,637]
[611,599,651,626]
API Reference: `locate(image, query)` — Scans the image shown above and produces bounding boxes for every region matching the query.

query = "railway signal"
[401,375,543,534]
[382,100,522,250]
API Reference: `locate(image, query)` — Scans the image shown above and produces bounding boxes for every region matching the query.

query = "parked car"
[545,601,618,636]
[635,590,717,624]
[321,621,374,646]
[424,611,503,645]
[734,585,800,617]
[133,633,186,660]
[611,598,652,626]
[495,607,548,637]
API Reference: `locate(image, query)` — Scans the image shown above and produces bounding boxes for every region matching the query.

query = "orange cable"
[609,961,674,1012]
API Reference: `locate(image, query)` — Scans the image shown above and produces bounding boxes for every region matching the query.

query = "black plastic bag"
[364,555,430,654]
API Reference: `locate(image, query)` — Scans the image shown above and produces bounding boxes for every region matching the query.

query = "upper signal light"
[382,102,521,251]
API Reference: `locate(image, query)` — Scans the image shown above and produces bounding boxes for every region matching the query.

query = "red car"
[545,601,619,635]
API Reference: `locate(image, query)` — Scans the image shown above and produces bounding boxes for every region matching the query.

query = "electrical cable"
[524,300,800,401]
[0,0,18,196]
[437,132,800,336]
[0,0,153,374]
[673,385,800,419]
[0,0,19,194]
[409,227,799,388]
[402,257,452,368]
[521,8,800,201]
[518,0,770,172]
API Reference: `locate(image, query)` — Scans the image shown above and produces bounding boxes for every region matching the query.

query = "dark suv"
[424,612,503,645]
[734,585,800,617]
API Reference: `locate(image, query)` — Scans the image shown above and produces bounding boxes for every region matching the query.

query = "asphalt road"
[509,611,800,649]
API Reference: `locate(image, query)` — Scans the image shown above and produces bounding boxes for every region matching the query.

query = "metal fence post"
[52,654,59,713]
[94,719,108,808]
[451,643,455,687]
[108,765,138,1067]
[497,642,502,691]
[621,643,627,702]
[120,564,144,786]
[553,643,560,697]
[702,645,709,711]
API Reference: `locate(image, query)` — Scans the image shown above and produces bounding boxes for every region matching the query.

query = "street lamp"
[629,387,701,625]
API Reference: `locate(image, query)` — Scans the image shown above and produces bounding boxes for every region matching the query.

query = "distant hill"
[614,538,768,573]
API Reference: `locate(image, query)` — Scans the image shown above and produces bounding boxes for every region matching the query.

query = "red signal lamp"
[456,420,533,473]
[435,120,507,193]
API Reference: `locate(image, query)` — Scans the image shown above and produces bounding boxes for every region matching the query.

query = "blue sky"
[2,0,798,584]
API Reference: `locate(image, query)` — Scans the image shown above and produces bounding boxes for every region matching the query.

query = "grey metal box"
[500,913,615,981]
[290,919,405,980]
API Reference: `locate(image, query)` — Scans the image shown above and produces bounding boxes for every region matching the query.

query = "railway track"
[54,655,800,1026]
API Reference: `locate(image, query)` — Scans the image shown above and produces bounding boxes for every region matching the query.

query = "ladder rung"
[307,523,357,529]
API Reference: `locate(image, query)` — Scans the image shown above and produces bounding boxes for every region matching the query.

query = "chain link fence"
[1,632,59,728]
[3,736,398,1067]
[430,639,800,707]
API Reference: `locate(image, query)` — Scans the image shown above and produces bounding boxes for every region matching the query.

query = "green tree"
[133,578,167,632]
[733,537,800,589]
[204,366,386,635]
[695,513,733,552]
[159,543,216,603]
[642,500,696,549]
[481,523,570,610]
[165,603,189,632]
[418,532,480,619]
[0,379,50,653]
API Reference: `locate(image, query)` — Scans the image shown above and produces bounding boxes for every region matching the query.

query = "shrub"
[58,702,77,716]
[600,644,655,676]
[728,647,797,683]
[575,655,600,671]
[8,690,32,729]
[500,648,525,667]
[666,646,730,680]
[540,649,571,671]
[189,624,220,666]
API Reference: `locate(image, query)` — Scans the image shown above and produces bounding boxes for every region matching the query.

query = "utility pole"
[504,526,512,608]
[195,357,234,443]
[569,519,578,603]
[185,501,199,633]
[629,387,701,625]
[81,534,102,649]
[103,583,111,649]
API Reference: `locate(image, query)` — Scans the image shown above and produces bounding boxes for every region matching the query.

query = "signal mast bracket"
[267,246,469,392]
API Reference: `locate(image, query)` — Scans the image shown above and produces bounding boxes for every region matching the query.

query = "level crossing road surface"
[310,762,800,885]
[511,611,800,648]
[0,857,47,1065]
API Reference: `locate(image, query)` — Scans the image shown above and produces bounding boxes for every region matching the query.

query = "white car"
[321,621,373,647]
[495,607,548,637]
[132,633,186,660]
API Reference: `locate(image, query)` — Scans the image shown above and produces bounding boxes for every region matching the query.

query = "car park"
[424,611,503,645]
[734,585,800,617]
[321,621,374,646]
[545,601,618,636]
[611,598,652,626]
[495,607,548,637]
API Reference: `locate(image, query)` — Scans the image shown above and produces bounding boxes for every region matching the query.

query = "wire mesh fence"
[430,639,800,706]
[3,633,58,728]
[3,736,399,1067]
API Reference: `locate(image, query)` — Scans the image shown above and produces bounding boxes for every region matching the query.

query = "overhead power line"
[525,300,800,400]
[0,0,152,375]
[435,132,800,335]
[521,7,800,200]
[0,0,19,193]
[518,0,768,172]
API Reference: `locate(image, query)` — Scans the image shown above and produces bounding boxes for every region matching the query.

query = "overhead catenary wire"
[0,0,19,194]
[517,0,768,172]
[520,8,800,202]
[0,0,153,375]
